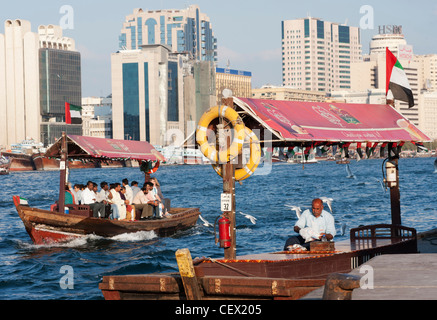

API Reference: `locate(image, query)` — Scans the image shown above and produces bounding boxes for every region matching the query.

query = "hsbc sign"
[378,25,403,35]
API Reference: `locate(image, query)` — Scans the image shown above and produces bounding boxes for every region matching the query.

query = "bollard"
[322,273,362,300]
[175,248,203,300]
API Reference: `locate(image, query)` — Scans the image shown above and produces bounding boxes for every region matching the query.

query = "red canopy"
[234,98,431,143]
[45,135,166,162]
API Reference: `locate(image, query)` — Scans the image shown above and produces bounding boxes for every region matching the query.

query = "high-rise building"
[414,54,437,92]
[418,91,437,139]
[281,17,362,93]
[252,85,325,102]
[215,67,252,103]
[0,20,81,148]
[119,5,217,62]
[82,96,113,139]
[113,6,218,146]
[350,30,420,126]
[112,44,186,145]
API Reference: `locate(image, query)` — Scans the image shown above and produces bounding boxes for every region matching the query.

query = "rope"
[205,258,257,278]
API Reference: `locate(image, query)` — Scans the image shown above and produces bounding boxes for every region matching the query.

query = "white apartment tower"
[281,17,362,93]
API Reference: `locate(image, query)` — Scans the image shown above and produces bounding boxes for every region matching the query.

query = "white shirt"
[131,186,141,199]
[96,189,109,203]
[109,189,124,206]
[124,184,133,204]
[81,188,96,205]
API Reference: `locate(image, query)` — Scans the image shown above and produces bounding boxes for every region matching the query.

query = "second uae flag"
[65,102,82,125]
[386,47,414,108]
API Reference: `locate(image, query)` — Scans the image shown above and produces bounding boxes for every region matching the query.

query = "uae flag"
[386,48,414,108]
[65,102,82,124]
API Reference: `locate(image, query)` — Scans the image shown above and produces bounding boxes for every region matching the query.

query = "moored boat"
[2,152,35,172]
[0,156,11,175]
[100,224,417,300]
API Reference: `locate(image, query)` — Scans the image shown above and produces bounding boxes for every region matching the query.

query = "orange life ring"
[147,161,160,174]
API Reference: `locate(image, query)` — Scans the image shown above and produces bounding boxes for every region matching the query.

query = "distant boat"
[2,138,44,172]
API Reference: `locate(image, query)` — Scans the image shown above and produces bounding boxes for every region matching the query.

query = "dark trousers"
[149,204,160,217]
[89,203,105,218]
[135,203,153,218]
[284,235,321,251]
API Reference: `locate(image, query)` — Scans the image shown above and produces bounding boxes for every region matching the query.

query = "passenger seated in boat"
[109,183,127,220]
[150,177,170,216]
[82,181,106,218]
[144,182,162,218]
[65,185,75,205]
[72,184,82,205]
[97,182,115,219]
[131,181,141,199]
[284,198,336,251]
[120,186,135,221]
[132,187,154,220]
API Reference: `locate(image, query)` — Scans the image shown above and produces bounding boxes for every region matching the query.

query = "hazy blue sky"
[2,0,437,97]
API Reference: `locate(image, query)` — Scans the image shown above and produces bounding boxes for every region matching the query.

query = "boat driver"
[284,198,336,251]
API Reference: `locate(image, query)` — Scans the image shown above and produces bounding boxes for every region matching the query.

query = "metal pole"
[390,157,402,226]
[386,99,402,227]
[58,132,67,213]
[223,161,236,260]
[221,97,237,260]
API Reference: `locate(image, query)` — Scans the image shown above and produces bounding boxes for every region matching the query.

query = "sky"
[1,0,437,97]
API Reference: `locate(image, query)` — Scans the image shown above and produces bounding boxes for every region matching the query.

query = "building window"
[122,63,140,141]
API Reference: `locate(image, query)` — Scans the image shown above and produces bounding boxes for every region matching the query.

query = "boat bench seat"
[66,204,93,218]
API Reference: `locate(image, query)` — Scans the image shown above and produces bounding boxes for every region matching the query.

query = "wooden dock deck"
[302,230,437,300]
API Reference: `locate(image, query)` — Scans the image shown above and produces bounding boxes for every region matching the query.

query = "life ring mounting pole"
[220,98,237,261]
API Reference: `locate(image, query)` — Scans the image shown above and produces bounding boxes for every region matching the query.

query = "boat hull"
[2,152,35,171]
[32,153,60,171]
[15,203,201,245]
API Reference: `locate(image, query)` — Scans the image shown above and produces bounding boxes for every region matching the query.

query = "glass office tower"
[39,48,82,145]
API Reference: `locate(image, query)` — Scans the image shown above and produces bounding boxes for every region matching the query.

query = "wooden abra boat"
[14,196,200,245]
[15,133,201,245]
[99,224,417,300]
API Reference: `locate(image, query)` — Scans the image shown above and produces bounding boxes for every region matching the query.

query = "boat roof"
[233,97,431,146]
[45,135,166,162]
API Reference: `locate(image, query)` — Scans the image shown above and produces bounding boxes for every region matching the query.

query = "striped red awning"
[234,97,431,144]
[45,135,166,162]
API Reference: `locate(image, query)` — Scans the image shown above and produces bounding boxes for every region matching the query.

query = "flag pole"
[58,132,68,213]
[386,98,402,227]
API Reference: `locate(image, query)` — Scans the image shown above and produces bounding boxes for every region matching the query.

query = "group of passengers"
[66,178,170,221]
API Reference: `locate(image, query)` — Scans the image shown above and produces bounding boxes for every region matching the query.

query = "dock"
[302,229,437,300]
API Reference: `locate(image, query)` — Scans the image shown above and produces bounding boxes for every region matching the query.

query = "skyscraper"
[112,5,217,146]
[111,44,186,145]
[119,5,217,62]
[350,29,420,126]
[0,21,81,147]
[281,17,362,92]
